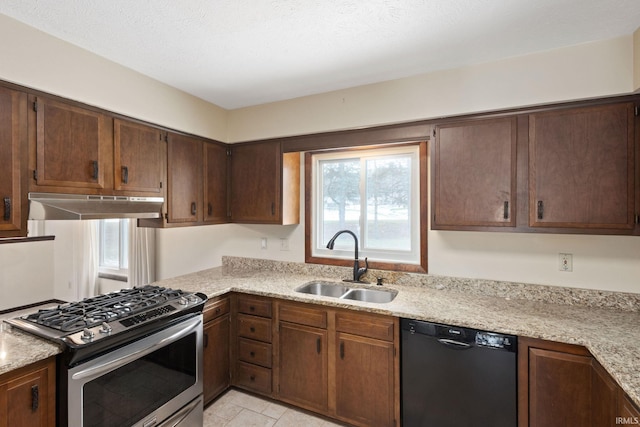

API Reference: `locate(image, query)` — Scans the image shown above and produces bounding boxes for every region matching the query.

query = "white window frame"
[98,218,129,280]
[311,145,421,265]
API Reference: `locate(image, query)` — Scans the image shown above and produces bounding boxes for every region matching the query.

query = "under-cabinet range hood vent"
[28,193,164,220]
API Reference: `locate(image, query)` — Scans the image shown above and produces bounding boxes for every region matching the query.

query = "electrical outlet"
[559,253,573,272]
[280,238,289,251]
[261,237,267,250]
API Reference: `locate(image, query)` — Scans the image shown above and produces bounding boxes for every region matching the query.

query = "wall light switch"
[559,253,573,272]
[280,238,289,251]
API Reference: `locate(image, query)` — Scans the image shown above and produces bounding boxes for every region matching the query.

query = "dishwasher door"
[401,318,517,427]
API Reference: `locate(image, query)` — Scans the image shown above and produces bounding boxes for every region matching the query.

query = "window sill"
[305,255,427,274]
[98,272,128,283]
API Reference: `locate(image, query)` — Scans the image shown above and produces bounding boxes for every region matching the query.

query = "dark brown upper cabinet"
[113,119,165,196]
[203,141,229,224]
[432,117,517,229]
[166,132,204,223]
[0,87,27,237]
[29,95,112,192]
[230,140,299,225]
[529,102,636,232]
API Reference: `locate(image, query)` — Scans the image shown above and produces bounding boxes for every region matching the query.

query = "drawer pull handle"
[3,197,10,221]
[249,306,255,312]
[340,341,345,359]
[316,337,321,354]
[191,202,197,216]
[121,166,129,184]
[91,160,99,180]
[208,203,213,215]
[537,200,544,220]
[503,201,509,220]
[215,308,221,314]
[31,385,39,412]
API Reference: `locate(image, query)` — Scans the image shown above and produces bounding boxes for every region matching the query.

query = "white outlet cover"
[559,253,573,272]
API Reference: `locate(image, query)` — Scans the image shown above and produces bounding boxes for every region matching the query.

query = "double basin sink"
[295,280,398,303]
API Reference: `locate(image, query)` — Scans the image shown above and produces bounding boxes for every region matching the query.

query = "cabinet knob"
[250,351,255,357]
[250,326,255,333]
[249,375,256,382]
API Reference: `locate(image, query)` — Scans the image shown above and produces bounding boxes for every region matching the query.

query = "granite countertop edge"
[2,264,638,409]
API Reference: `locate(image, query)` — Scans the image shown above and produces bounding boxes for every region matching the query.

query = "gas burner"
[20,285,192,333]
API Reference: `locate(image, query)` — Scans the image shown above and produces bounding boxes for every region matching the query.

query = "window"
[98,218,129,280]
[307,143,426,272]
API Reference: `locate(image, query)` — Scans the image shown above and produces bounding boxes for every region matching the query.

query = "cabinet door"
[433,117,517,228]
[335,333,395,427]
[529,103,635,230]
[203,314,230,404]
[203,142,228,223]
[113,119,164,194]
[32,96,111,190]
[0,87,26,236]
[230,141,281,223]
[278,322,328,412]
[0,358,55,427]
[167,133,202,223]
[528,347,592,427]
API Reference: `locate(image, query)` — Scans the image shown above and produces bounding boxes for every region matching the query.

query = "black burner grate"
[24,285,186,332]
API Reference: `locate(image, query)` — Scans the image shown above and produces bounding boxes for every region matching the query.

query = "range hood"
[28,193,164,220]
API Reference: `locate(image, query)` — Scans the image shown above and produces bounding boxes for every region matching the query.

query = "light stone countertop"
[1,257,639,410]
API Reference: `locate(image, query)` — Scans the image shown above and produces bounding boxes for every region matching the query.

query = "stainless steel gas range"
[5,285,207,427]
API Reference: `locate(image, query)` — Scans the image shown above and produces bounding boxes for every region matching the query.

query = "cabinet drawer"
[203,297,230,323]
[237,314,272,342]
[238,338,272,368]
[238,296,272,318]
[336,311,395,342]
[236,361,272,394]
[279,303,327,328]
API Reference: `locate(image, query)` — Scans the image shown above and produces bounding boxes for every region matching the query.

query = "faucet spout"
[326,230,368,283]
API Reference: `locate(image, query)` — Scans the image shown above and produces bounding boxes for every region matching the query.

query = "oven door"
[65,314,203,427]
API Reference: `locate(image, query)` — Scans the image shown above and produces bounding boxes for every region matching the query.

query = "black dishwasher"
[401,318,517,427]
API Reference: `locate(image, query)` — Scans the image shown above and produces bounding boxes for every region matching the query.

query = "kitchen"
[1,1,640,426]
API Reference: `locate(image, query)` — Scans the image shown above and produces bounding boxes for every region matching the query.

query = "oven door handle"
[71,317,202,381]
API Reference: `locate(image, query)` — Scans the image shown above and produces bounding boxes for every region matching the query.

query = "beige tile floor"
[204,389,347,427]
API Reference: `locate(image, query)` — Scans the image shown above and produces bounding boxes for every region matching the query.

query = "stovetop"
[5,285,207,350]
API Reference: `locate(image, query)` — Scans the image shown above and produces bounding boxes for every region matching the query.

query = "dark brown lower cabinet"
[519,337,628,427]
[278,322,328,412]
[0,357,55,427]
[203,297,230,404]
[335,332,395,427]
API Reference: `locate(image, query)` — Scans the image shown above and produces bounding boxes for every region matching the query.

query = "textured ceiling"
[1,1,639,109]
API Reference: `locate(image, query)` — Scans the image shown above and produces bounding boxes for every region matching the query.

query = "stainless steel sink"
[341,288,398,303]
[295,281,351,297]
[295,281,397,303]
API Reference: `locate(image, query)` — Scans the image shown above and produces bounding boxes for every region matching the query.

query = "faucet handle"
[356,257,368,281]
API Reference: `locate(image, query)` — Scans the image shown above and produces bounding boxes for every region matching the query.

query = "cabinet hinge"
[226,148,231,156]
[33,101,38,112]
[635,106,640,117]
[33,170,38,180]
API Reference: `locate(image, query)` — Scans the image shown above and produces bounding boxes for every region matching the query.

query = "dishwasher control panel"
[475,332,515,350]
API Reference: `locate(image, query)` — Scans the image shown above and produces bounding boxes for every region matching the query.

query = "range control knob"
[99,322,112,334]
[81,328,95,342]
[178,297,188,305]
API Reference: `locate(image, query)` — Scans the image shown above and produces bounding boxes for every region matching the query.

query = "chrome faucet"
[326,230,368,283]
